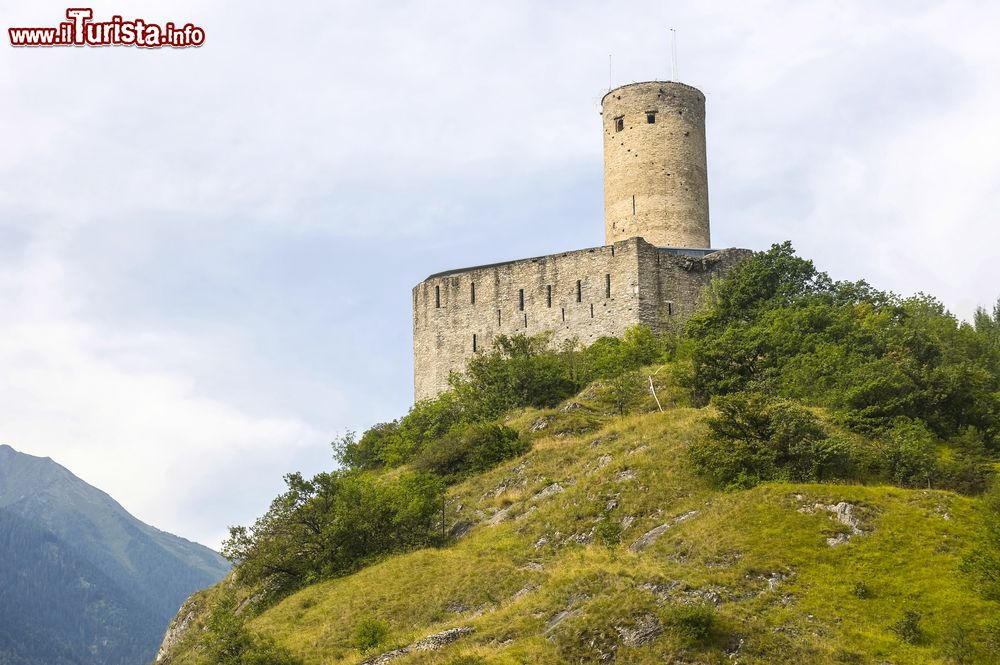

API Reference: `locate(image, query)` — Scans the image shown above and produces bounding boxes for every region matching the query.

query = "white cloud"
[1,0,999,547]
[0,236,330,546]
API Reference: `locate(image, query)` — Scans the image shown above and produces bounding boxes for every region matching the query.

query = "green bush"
[594,517,622,546]
[665,602,715,642]
[598,370,646,416]
[222,470,444,597]
[352,617,390,652]
[413,422,528,481]
[686,242,1000,458]
[335,392,463,470]
[962,481,1000,600]
[940,623,975,664]
[890,610,923,645]
[202,595,303,665]
[690,392,850,489]
[861,418,937,488]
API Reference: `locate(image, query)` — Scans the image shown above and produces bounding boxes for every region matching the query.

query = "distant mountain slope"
[0,508,162,665]
[0,444,230,664]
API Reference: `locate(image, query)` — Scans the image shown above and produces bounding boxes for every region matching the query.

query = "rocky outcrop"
[616,614,662,647]
[359,627,474,665]
[629,510,698,553]
[155,596,200,662]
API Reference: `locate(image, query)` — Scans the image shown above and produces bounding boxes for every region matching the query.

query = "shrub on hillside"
[412,422,527,481]
[202,594,303,665]
[352,617,390,652]
[337,328,671,473]
[335,392,463,470]
[598,370,646,416]
[962,480,1000,601]
[890,610,923,645]
[685,243,1000,453]
[665,602,715,642]
[451,333,578,421]
[222,470,444,597]
[857,418,937,489]
[689,392,851,489]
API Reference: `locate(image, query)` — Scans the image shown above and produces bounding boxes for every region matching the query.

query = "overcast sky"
[2,0,999,548]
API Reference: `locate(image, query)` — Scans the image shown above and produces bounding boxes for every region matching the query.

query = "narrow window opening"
[614,116,624,132]
[646,111,656,124]
[497,309,501,325]
[667,302,674,316]
[472,334,477,352]
[524,313,528,328]
[576,280,582,303]
[561,308,566,322]
[518,288,525,311]
[611,245,615,257]
[590,303,594,318]
[435,285,441,308]
[546,285,552,308]
[471,282,476,304]
[605,274,611,298]
[632,195,636,215]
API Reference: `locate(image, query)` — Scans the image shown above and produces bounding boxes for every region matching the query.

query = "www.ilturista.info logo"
[9,8,205,48]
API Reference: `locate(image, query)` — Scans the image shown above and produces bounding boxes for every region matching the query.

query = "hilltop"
[157,244,1000,664]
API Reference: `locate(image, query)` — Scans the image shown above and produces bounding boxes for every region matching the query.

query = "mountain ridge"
[0,443,230,664]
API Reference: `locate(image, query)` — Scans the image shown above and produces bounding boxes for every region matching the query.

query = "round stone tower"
[602,81,710,248]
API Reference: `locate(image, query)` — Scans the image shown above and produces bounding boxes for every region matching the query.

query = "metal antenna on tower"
[670,28,679,81]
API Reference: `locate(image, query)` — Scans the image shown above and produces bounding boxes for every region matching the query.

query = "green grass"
[163,396,1000,665]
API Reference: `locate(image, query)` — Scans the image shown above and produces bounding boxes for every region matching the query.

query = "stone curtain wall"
[412,238,750,400]
[648,247,753,326]
[602,82,711,249]
[413,238,646,401]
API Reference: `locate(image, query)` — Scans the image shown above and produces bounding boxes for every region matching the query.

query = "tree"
[689,392,849,488]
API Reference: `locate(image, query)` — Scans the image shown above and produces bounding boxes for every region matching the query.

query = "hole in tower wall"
[524,313,528,328]
[576,280,582,303]
[605,274,611,298]
[518,289,525,311]
[561,307,566,322]
[547,285,552,308]
[435,285,440,308]
[497,309,501,325]
[590,303,594,318]
[647,111,656,123]
[614,116,624,132]
[472,334,477,352]
[471,282,476,304]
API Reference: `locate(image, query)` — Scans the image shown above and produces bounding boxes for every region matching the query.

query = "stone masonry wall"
[648,247,753,326]
[413,238,645,401]
[412,238,749,401]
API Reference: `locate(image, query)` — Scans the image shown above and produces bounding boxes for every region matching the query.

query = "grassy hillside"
[159,396,999,664]
[157,244,1000,664]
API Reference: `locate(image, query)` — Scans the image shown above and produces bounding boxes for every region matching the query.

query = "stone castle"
[412,81,751,401]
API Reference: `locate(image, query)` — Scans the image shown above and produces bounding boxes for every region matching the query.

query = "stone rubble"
[359,627,474,665]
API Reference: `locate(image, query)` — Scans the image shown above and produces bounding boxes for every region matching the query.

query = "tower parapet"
[602,81,710,248]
